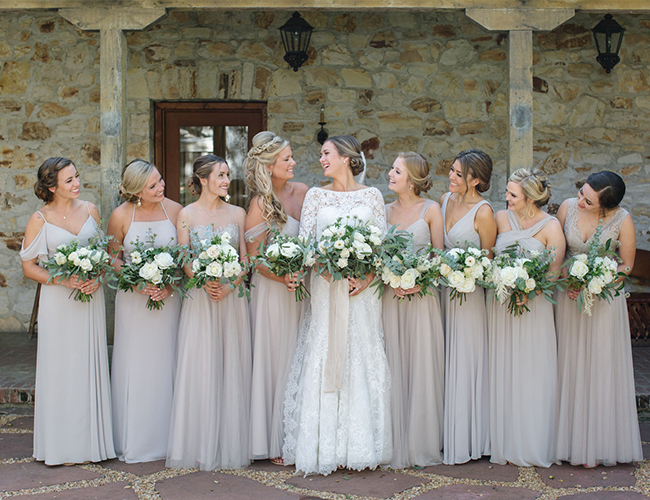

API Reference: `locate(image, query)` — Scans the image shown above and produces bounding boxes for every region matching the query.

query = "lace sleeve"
[367,188,387,236]
[299,188,320,239]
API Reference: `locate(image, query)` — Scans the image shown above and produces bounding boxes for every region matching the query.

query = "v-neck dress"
[20,206,115,465]
[554,198,642,466]
[382,200,444,468]
[440,193,491,464]
[111,203,181,463]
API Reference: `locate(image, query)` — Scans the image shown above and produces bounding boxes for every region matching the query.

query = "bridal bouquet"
[439,246,491,305]
[563,224,626,315]
[486,245,558,316]
[118,231,187,310]
[186,232,249,299]
[254,230,315,301]
[315,215,383,281]
[44,232,113,302]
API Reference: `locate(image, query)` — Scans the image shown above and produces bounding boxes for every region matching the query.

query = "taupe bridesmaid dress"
[247,216,303,460]
[20,203,115,465]
[111,203,181,463]
[382,200,444,468]
[554,198,642,466]
[441,193,490,464]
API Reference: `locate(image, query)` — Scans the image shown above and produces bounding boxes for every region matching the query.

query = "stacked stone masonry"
[0,8,649,330]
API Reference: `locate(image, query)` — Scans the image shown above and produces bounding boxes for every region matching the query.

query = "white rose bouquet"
[439,245,491,305]
[486,245,559,316]
[253,230,314,301]
[43,231,114,302]
[315,215,383,281]
[185,231,249,299]
[117,231,188,310]
[563,224,626,315]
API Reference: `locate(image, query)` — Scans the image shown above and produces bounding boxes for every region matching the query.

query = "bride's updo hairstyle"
[585,171,626,216]
[398,151,432,195]
[119,159,155,204]
[244,131,290,225]
[327,135,365,176]
[34,157,74,203]
[509,168,551,208]
[188,154,227,197]
[454,149,492,194]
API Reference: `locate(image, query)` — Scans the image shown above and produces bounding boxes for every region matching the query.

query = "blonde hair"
[119,159,156,204]
[509,168,551,208]
[327,135,364,176]
[244,131,290,225]
[397,152,432,196]
[188,154,227,196]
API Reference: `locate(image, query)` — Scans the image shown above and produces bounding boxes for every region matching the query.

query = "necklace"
[54,203,75,220]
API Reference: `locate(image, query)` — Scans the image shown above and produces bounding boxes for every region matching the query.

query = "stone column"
[466,8,574,178]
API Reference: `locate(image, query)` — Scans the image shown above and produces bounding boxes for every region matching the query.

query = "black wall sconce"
[317,106,328,145]
[279,12,314,72]
[592,14,625,73]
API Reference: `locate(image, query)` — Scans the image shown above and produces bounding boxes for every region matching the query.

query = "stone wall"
[0,8,649,331]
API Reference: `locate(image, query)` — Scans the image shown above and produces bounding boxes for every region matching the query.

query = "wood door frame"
[153,101,267,203]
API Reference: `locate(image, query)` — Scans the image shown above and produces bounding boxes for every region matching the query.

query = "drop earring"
[136,197,141,207]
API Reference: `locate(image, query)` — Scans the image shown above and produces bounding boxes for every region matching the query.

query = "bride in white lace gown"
[283,136,392,476]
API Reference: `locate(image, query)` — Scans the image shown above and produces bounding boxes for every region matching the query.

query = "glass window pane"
[179,126,214,206]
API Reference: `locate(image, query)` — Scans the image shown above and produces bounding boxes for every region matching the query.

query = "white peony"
[337,258,348,269]
[440,263,452,276]
[266,243,280,258]
[206,245,221,259]
[602,270,614,284]
[280,242,300,258]
[525,278,536,292]
[54,252,67,266]
[130,251,142,264]
[500,266,518,287]
[570,260,589,279]
[139,262,159,281]
[587,277,604,295]
[400,268,420,289]
[154,252,174,270]
[448,270,465,288]
[79,258,93,272]
[457,276,476,293]
[205,261,223,278]
[192,259,201,273]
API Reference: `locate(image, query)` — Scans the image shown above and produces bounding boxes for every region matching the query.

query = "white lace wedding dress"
[283,187,392,476]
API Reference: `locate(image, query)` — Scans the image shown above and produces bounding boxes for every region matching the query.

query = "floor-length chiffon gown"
[166,217,251,471]
[283,187,392,476]
[247,216,303,460]
[111,203,181,463]
[554,198,642,466]
[441,193,490,464]
[20,203,115,465]
[382,200,444,468]
[488,211,557,467]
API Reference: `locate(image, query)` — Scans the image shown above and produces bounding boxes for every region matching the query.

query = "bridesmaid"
[554,171,642,467]
[440,149,495,465]
[20,157,115,465]
[166,154,252,471]
[488,168,565,467]
[244,132,309,464]
[382,152,445,468]
[108,159,182,463]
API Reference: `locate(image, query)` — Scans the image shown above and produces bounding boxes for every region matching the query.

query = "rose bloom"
[139,262,159,281]
[77,247,89,257]
[389,274,402,289]
[337,258,348,269]
[206,245,221,259]
[192,259,201,273]
[305,251,316,267]
[448,270,465,288]
[223,261,241,278]
[400,268,420,289]
[280,242,300,258]
[456,276,476,294]
[525,278,536,292]
[79,258,93,272]
[570,260,589,279]
[205,261,223,278]
[151,269,163,285]
[154,252,175,270]
[341,248,351,259]
[68,251,79,263]
[587,277,604,294]
[440,263,452,276]
[266,243,280,258]
[54,252,67,266]
[500,266,518,287]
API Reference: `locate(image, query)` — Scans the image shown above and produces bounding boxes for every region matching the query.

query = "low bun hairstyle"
[244,131,290,225]
[454,149,492,194]
[119,159,156,204]
[188,154,227,197]
[585,170,626,213]
[398,152,432,195]
[509,168,551,208]
[34,157,75,203]
[327,135,365,176]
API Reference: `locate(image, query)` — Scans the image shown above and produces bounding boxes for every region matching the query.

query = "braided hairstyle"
[244,131,290,225]
[397,152,432,195]
[509,168,551,208]
[34,157,75,202]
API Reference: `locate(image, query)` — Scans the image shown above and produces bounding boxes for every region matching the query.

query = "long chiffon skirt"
[488,296,557,467]
[554,292,642,466]
[166,288,251,471]
[382,290,444,468]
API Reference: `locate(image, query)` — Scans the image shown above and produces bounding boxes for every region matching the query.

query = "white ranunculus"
[337,258,348,269]
[389,274,402,288]
[130,251,142,264]
[334,239,346,250]
[154,252,174,270]
[266,243,280,258]
[525,278,536,292]
[570,260,589,279]
[139,262,159,281]
[206,245,221,259]
[400,268,419,289]
[54,252,67,266]
[500,266,518,287]
[192,259,201,273]
[587,277,603,295]
[457,276,476,293]
[205,261,223,278]
[223,261,241,277]
[448,270,465,288]
[280,242,300,258]
[79,258,93,272]
[305,251,316,267]
[68,251,79,262]
[341,248,351,259]
[465,256,476,267]
[151,269,163,285]
[440,263,452,276]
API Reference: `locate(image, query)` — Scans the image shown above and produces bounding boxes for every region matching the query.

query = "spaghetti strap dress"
[20,203,115,465]
[166,216,252,471]
[440,193,491,464]
[382,199,444,468]
[247,216,304,460]
[488,212,557,467]
[111,203,181,463]
[554,198,642,466]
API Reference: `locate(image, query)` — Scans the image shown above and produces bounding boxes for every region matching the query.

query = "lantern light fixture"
[279,11,314,72]
[591,14,625,73]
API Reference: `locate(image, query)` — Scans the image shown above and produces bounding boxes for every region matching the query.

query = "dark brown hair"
[454,149,492,193]
[188,154,227,196]
[34,157,75,203]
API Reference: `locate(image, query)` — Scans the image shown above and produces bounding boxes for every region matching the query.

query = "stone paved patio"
[1,407,650,500]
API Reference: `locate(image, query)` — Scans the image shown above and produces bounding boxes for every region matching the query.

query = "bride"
[283,135,392,475]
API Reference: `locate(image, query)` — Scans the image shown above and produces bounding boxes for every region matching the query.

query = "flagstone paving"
[2,408,650,500]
